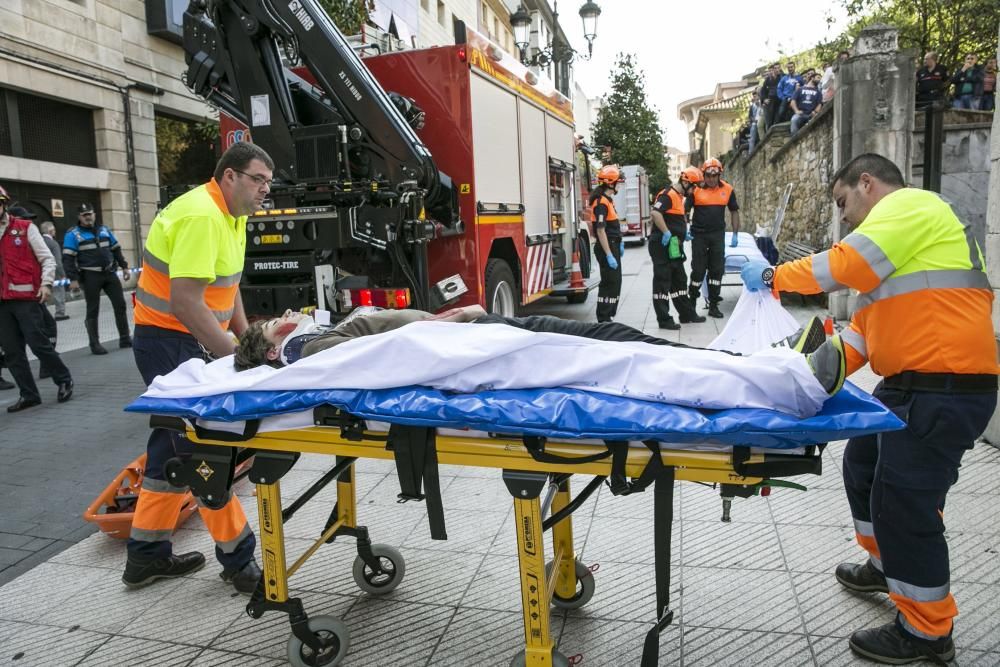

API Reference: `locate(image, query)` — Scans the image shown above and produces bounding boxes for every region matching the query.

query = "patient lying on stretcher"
[232,305,847,403]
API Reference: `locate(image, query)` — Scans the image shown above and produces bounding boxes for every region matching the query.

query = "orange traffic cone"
[823,316,835,335]
[569,250,586,289]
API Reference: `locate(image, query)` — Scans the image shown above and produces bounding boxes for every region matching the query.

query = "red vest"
[1,217,42,301]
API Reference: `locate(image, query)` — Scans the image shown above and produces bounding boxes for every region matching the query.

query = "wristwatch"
[762,266,775,286]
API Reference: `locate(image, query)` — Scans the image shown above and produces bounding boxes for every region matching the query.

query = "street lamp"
[509,1,601,66]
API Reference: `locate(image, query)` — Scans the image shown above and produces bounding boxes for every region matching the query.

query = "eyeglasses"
[234,169,273,187]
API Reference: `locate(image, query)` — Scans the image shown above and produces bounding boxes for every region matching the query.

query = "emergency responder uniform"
[649,167,706,329]
[590,166,625,322]
[0,186,74,411]
[124,178,258,591]
[743,157,997,664]
[62,203,131,354]
[687,158,740,318]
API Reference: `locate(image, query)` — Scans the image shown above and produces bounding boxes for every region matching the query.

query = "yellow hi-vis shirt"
[134,179,246,333]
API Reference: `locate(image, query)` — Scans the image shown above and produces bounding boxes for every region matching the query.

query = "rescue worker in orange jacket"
[686,158,740,318]
[590,165,625,322]
[123,142,275,594]
[649,167,706,329]
[741,153,998,665]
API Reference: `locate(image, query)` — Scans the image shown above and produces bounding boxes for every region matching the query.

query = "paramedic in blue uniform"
[62,203,132,354]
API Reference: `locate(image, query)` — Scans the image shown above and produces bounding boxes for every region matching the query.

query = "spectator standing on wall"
[748,91,762,153]
[981,57,996,112]
[820,61,836,102]
[950,54,983,109]
[759,63,782,130]
[790,73,824,135]
[915,51,949,110]
[777,61,804,123]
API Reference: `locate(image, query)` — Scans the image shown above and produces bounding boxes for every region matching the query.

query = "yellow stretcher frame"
[171,422,818,667]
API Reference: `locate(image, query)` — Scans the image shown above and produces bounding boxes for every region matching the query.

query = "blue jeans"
[952,94,976,109]
[790,112,812,135]
[748,122,759,152]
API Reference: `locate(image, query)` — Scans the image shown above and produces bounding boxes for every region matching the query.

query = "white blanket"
[143,320,829,418]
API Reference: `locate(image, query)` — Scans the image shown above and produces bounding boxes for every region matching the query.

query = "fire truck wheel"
[484,258,518,317]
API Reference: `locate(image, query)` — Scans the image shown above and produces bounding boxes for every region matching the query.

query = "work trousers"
[474,313,695,349]
[594,237,622,323]
[648,236,698,325]
[843,385,996,641]
[128,325,255,569]
[0,299,72,402]
[50,283,66,317]
[81,270,129,337]
[688,230,725,305]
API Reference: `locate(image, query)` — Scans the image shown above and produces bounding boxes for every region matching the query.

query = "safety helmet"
[680,166,704,185]
[596,165,625,186]
[701,158,723,175]
[0,185,9,203]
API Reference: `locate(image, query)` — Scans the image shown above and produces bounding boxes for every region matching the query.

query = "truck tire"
[484,259,518,317]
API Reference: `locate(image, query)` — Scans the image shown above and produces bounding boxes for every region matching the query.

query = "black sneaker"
[221,559,262,595]
[658,318,681,330]
[774,316,826,354]
[808,336,847,395]
[836,560,889,593]
[849,621,954,665]
[57,381,74,403]
[122,551,206,589]
[707,305,724,318]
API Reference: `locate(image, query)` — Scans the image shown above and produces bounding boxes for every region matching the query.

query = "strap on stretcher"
[521,436,662,497]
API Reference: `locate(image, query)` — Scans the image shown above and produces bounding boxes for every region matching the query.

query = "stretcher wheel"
[545,559,595,610]
[286,615,349,667]
[508,648,570,667]
[352,544,405,595]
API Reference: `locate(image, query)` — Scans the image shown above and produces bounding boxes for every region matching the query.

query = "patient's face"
[262,309,309,348]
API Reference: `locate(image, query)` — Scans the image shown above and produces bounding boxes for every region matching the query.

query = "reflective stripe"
[62,249,78,256]
[136,285,234,323]
[110,242,120,250]
[142,477,187,494]
[869,554,883,570]
[853,519,875,537]
[214,523,252,554]
[811,251,847,292]
[8,283,35,292]
[840,329,867,359]
[898,615,945,641]
[143,249,169,274]
[211,272,242,288]
[856,269,991,310]
[129,527,174,543]
[98,241,110,248]
[842,233,895,280]
[213,307,235,322]
[886,577,950,602]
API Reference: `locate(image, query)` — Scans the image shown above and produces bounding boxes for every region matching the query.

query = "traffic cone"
[823,316,834,335]
[569,249,585,289]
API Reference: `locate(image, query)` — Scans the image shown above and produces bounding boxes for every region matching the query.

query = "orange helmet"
[596,165,624,186]
[701,158,723,175]
[680,166,704,185]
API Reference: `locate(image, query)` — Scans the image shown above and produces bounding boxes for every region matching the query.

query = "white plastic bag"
[709,288,801,354]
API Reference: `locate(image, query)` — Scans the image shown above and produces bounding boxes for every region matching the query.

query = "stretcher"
[695,232,763,306]
[128,382,903,667]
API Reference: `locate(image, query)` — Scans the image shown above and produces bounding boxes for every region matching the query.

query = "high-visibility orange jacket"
[773,187,998,378]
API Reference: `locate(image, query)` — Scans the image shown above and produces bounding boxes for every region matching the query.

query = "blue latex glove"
[606,254,619,270]
[730,233,740,248]
[685,230,693,242]
[661,233,670,247]
[619,240,625,255]
[741,259,774,291]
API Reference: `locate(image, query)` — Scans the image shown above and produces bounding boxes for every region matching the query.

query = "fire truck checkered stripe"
[525,240,553,297]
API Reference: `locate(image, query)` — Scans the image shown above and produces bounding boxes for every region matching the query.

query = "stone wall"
[913,110,993,246]
[980,22,1000,448]
[725,107,835,254]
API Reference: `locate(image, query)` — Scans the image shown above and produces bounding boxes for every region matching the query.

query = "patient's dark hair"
[831,153,905,191]
[234,321,281,371]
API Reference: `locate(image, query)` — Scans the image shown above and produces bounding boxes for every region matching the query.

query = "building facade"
[677,81,751,166]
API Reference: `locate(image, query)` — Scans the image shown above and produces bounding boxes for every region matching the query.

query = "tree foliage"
[590,54,669,191]
[316,0,373,35]
[155,115,218,186]
[838,0,999,70]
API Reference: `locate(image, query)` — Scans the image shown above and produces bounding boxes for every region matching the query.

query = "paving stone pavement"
[1,246,998,666]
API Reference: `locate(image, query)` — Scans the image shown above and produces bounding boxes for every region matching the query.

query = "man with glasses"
[63,202,132,353]
[123,142,274,594]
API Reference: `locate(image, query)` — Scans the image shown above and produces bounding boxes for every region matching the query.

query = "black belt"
[134,324,198,342]
[883,371,998,394]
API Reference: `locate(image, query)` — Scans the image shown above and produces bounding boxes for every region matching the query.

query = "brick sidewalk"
[1,248,997,666]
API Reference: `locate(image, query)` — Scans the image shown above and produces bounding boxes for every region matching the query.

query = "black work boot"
[849,621,954,665]
[836,559,889,593]
[658,317,681,330]
[221,559,262,595]
[122,551,206,589]
[707,304,724,318]
[85,318,108,355]
[115,310,132,348]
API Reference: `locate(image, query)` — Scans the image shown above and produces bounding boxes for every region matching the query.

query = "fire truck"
[187,0,595,319]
